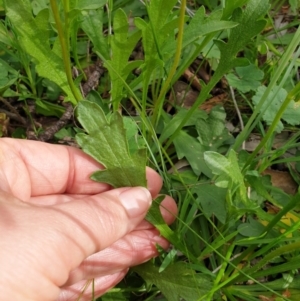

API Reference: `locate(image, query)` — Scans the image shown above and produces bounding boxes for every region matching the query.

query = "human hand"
[0,138,177,301]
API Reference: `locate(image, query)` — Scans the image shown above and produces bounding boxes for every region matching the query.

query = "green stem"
[151,0,186,127]
[49,0,81,103]
[207,243,235,300]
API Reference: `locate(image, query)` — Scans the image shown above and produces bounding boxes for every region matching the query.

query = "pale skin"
[0,138,177,301]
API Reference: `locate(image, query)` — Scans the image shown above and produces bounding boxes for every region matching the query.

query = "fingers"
[0,187,152,291]
[0,138,162,201]
[64,229,169,286]
[136,195,178,230]
[57,271,127,301]
[28,194,177,228]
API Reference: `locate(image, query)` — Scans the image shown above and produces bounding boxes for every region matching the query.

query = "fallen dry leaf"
[262,169,298,195]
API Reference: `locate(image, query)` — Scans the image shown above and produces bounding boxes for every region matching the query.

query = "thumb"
[52,186,152,258]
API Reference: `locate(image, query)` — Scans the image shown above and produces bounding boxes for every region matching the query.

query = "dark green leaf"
[238,217,266,237]
[193,184,227,224]
[133,261,212,301]
[174,131,212,178]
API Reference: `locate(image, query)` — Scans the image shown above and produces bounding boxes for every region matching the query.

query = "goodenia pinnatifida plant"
[75,100,195,262]
[76,100,209,299]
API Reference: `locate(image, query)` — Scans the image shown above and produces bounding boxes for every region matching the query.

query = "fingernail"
[119,187,152,218]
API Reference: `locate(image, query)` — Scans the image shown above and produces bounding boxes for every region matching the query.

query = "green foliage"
[81,9,109,60]
[204,150,257,214]
[133,261,213,301]
[226,64,264,93]
[196,105,234,151]
[252,85,300,132]
[164,7,237,53]
[0,58,18,94]
[104,9,142,110]
[2,0,300,300]
[215,0,269,72]
[193,184,227,224]
[164,0,270,149]
[174,131,212,177]
[76,101,147,188]
[4,0,79,104]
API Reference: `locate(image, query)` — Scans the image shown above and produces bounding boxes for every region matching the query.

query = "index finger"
[0,139,162,201]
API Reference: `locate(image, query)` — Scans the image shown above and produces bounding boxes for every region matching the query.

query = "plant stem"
[207,243,235,300]
[49,0,81,103]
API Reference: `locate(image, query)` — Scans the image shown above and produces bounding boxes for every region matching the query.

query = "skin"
[0,138,177,301]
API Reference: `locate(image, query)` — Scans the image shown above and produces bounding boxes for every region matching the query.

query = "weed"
[1,0,300,300]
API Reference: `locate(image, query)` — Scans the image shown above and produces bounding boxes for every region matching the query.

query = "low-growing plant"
[1,0,300,300]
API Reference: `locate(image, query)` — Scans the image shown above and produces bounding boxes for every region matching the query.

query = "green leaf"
[214,0,269,73]
[147,0,177,27]
[81,9,109,60]
[133,261,212,301]
[204,150,255,212]
[35,98,65,118]
[193,184,227,224]
[134,0,177,99]
[31,0,48,15]
[203,151,230,176]
[252,85,300,132]
[101,292,127,301]
[238,217,266,237]
[0,58,18,94]
[222,0,249,20]
[70,0,107,10]
[196,105,234,151]
[123,117,146,154]
[164,7,237,54]
[4,0,79,104]
[173,131,212,178]
[104,9,141,109]
[76,101,147,188]
[226,64,264,93]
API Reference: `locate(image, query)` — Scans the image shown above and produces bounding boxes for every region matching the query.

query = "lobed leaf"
[104,9,141,109]
[196,105,234,151]
[81,9,109,60]
[193,184,227,224]
[214,0,269,73]
[134,261,212,301]
[252,85,300,132]
[4,0,79,104]
[174,131,212,178]
[226,64,264,93]
[76,101,147,188]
